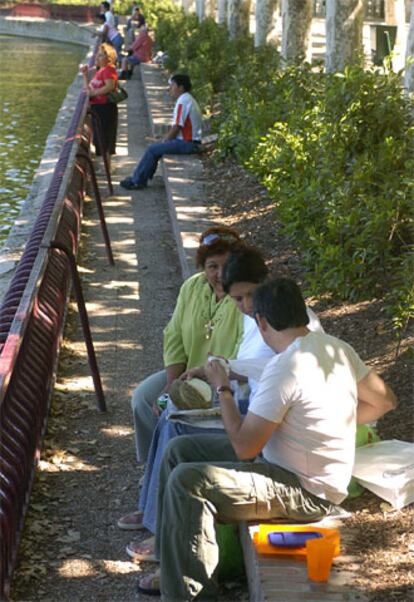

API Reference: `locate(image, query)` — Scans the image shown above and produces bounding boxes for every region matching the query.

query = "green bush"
[155,14,234,111]
[153,11,413,334]
[216,58,320,162]
[247,66,414,331]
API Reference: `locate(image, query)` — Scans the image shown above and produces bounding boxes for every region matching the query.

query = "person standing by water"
[100,1,116,28]
[95,14,124,64]
[80,43,119,172]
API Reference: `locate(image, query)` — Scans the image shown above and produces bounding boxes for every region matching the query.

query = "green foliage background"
[153,9,413,337]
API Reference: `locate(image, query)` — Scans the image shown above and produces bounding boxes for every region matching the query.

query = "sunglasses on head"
[201,233,238,246]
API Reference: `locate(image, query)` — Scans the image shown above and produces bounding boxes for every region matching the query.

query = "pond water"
[0,35,85,244]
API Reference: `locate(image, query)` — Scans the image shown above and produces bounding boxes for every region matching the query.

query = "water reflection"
[0,35,85,244]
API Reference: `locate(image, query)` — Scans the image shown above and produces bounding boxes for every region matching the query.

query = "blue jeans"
[138,400,249,533]
[127,55,141,66]
[131,139,199,186]
[109,33,124,63]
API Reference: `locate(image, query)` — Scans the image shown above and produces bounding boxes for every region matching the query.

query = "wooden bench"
[239,521,368,602]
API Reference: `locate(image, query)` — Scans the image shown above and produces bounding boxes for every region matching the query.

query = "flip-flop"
[117,511,145,530]
[126,536,158,562]
[137,569,161,596]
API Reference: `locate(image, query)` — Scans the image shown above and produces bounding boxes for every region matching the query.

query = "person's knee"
[168,462,208,497]
[163,435,195,466]
[131,383,149,418]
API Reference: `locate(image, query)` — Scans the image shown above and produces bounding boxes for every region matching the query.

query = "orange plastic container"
[253,524,340,557]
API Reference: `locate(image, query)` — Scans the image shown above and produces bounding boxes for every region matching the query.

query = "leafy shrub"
[155,15,233,111]
[155,9,199,71]
[153,12,413,334]
[247,66,414,331]
[216,58,320,161]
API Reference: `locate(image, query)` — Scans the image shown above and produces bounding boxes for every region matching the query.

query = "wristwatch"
[216,385,233,395]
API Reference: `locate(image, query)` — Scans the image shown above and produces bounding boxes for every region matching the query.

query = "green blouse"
[163,272,243,369]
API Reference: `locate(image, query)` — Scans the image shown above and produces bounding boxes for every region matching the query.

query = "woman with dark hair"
[130,226,243,469]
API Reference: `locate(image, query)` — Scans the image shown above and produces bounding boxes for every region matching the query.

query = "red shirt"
[131,31,152,63]
[90,65,118,105]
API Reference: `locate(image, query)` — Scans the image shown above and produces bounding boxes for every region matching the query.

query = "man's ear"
[255,313,268,333]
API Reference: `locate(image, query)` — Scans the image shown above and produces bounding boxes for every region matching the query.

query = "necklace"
[203,291,227,340]
[204,320,214,340]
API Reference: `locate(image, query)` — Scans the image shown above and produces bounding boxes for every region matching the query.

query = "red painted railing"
[0,43,102,599]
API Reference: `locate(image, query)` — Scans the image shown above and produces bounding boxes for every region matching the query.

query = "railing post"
[88,109,114,196]
[76,148,115,266]
[43,242,107,412]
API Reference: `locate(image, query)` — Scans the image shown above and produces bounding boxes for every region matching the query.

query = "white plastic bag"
[352,439,414,509]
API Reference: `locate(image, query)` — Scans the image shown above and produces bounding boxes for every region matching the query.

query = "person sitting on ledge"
[120,73,202,191]
[119,25,152,80]
[137,277,398,599]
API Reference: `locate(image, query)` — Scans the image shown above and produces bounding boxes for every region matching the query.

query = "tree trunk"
[280,0,313,63]
[218,0,227,23]
[196,0,205,20]
[404,0,414,90]
[182,0,196,13]
[227,0,251,37]
[325,0,364,72]
[206,0,216,17]
[255,0,280,46]
[385,0,407,71]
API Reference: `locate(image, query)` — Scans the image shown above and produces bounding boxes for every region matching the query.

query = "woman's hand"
[179,367,206,381]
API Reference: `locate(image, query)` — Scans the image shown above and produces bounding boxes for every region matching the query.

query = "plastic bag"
[352,439,414,509]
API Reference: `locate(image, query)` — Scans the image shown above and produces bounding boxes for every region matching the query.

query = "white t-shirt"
[233,314,274,402]
[172,92,202,142]
[104,10,116,28]
[232,306,324,401]
[249,332,370,504]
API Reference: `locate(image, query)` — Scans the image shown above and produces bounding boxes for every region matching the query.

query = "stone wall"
[0,15,94,46]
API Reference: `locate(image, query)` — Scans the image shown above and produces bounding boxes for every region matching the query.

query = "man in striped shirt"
[120,73,202,191]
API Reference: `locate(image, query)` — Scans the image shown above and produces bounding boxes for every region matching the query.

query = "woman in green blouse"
[131,226,243,464]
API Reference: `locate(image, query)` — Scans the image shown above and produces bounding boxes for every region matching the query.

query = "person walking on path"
[120,73,202,191]
[138,278,398,600]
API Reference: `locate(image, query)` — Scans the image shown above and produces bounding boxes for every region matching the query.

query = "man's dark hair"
[170,73,192,92]
[253,278,309,331]
[222,245,268,294]
[101,1,110,10]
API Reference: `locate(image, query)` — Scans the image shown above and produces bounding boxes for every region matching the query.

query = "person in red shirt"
[120,25,152,80]
[80,43,119,171]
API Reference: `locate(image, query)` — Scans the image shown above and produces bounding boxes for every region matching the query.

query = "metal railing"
[0,42,112,600]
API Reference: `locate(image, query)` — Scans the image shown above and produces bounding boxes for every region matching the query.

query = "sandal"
[137,569,161,596]
[126,536,158,562]
[117,511,145,531]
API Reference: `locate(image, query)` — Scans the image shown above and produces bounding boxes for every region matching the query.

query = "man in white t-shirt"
[138,278,397,600]
[100,1,115,28]
[120,73,202,191]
